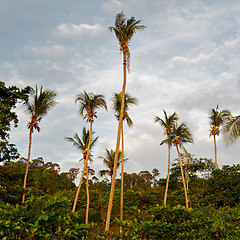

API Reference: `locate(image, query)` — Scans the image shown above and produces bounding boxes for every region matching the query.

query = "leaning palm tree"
[155,110,178,206]
[72,91,107,217]
[99,149,124,182]
[222,114,240,145]
[112,92,137,231]
[172,122,193,209]
[106,11,145,232]
[209,106,230,169]
[22,86,57,203]
[65,127,98,224]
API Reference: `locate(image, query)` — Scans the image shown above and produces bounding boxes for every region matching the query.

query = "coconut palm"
[112,92,137,231]
[172,122,193,209]
[209,106,230,169]
[155,111,178,206]
[99,149,125,182]
[106,11,145,232]
[65,127,98,223]
[222,114,240,144]
[72,91,107,218]
[22,86,57,203]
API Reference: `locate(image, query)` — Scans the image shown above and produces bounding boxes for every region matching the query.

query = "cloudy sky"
[2,0,240,179]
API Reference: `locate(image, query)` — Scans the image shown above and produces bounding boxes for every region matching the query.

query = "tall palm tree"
[65,127,98,224]
[22,86,57,203]
[222,114,240,144]
[112,92,137,231]
[99,149,123,182]
[172,122,193,209]
[73,91,107,218]
[155,110,178,206]
[106,11,145,232]
[209,106,230,169]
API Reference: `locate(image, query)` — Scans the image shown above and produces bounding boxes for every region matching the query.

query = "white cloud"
[54,23,106,38]
[30,44,74,59]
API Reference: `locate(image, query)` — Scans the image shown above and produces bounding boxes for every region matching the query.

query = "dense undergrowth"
[1,160,240,239]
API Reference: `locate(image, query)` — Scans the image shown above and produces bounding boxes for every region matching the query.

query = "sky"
[2,0,240,179]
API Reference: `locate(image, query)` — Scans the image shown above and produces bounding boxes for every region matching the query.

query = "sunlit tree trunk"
[176,145,188,209]
[105,51,126,232]
[214,135,217,170]
[85,163,89,224]
[22,127,33,204]
[163,143,171,206]
[120,127,124,233]
[72,121,93,213]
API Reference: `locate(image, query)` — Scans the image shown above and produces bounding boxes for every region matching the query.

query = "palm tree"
[222,114,240,144]
[112,92,137,231]
[22,86,57,203]
[99,149,124,182]
[106,11,145,232]
[209,106,230,169]
[172,122,193,209]
[155,111,178,206]
[73,91,107,218]
[65,127,98,223]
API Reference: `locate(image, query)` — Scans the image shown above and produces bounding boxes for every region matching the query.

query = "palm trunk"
[120,127,124,233]
[22,127,33,204]
[72,121,93,213]
[176,145,188,209]
[214,135,217,170]
[105,51,127,232]
[85,162,89,224]
[163,143,171,206]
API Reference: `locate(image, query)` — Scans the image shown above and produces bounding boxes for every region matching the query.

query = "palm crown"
[112,92,137,127]
[172,122,194,147]
[155,110,178,145]
[65,127,98,163]
[75,91,107,123]
[23,86,57,132]
[209,106,230,137]
[109,11,146,71]
[99,149,126,179]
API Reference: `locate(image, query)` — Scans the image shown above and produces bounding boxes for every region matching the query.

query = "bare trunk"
[22,127,32,204]
[105,51,127,232]
[214,135,217,170]
[85,162,89,224]
[163,143,171,206]
[72,121,93,213]
[176,145,188,209]
[120,127,124,233]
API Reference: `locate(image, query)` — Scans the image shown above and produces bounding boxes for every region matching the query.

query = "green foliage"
[107,205,240,239]
[0,159,75,204]
[203,165,240,207]
[0,82,31,162]
[0,195,93,239]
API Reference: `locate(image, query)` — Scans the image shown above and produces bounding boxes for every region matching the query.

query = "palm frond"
[222,115,240,144]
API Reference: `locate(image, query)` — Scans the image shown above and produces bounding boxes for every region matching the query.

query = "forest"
[1,11,240,240]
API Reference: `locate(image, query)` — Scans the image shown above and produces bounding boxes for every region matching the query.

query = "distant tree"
[139,170,153,184]
[106,12,145,231]
[68,168,80,184]
[172,122,193,209]
[74,91,107,223]
[22,86,57,203]
[155,110,178,206]
[209,106,230,169]
[152,168,160,186]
